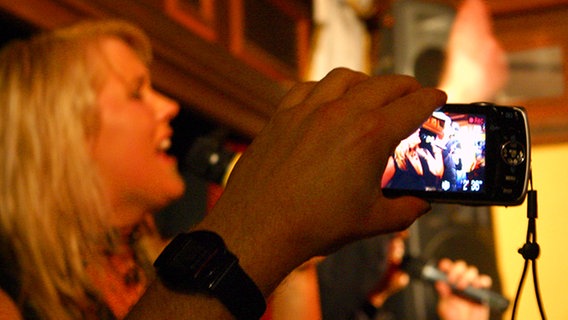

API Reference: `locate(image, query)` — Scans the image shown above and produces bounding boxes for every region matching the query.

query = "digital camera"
[381,102,530,206]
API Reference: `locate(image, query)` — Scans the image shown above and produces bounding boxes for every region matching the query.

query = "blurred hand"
[435,258,492,320]
[438,0,509,102]
[368,231,410,308]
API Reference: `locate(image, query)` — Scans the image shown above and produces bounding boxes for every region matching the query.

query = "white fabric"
[306,0,371,81]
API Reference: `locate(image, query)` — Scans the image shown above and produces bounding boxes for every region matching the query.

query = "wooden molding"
[0,0,294,138]
[164,0,217,42]
[228,0,311,82]
[493,4,568,144]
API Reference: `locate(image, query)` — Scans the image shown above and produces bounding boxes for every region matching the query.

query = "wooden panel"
[429,0,568,14]
[0,0,87,28]
[485,0,568,14]
[493,5,568,144]
[0,0,295,137]
[164,0,217,42]
[229,0,311,82]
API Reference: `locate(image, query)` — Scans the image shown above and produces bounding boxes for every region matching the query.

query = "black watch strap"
[154,231,266,319]
[212,253,266,319]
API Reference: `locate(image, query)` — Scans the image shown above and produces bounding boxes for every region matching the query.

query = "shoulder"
[0,288,23,319]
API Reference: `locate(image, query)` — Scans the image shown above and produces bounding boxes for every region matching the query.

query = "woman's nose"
[153,91,180,121]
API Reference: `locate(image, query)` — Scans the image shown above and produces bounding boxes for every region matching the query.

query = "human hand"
[435,258,492,320]
[368,231,410,308]
[199,68,446,295]
[438,0,508,102]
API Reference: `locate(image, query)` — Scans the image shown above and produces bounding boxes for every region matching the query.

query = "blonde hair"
[0,20,152,319]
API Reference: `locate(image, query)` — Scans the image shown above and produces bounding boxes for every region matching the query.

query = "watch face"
[177,238,221,271]
[154,231,267,319]
[154,231,237,290]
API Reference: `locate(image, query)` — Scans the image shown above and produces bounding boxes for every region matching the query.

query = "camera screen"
[382,111,486,193]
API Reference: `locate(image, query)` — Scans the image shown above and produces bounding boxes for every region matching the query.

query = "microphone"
[401,255,510,313]
[186,135,241,186]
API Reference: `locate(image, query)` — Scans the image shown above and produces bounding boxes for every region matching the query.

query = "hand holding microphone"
[401,255,510,314]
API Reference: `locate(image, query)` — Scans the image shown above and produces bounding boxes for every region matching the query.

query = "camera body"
[382,102,530,206]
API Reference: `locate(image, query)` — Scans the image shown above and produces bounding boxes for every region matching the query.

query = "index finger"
[341,74,425,112]
[380,87,447,146]
[277,68,369,112]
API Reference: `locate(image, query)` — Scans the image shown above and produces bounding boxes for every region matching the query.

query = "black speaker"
[383,204,504,320]
[375,0,455,87]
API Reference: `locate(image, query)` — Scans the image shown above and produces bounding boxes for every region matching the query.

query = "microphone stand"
[510,175,547,320]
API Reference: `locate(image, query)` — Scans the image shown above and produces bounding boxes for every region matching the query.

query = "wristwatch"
[154,230,266,320]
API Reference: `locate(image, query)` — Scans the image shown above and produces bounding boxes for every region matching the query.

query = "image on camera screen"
[382,111,486,193]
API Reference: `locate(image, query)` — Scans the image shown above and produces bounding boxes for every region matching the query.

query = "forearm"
[194,199,313,298]
[126,279,233,319]
[127,211,311,319]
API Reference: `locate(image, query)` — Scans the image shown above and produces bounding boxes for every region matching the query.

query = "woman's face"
[91,37,185,227]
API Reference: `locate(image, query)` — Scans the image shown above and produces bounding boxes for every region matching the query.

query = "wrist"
[197,205,314,298]
[154,230,266,319]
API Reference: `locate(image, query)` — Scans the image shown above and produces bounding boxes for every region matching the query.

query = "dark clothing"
[386,157,426,190]
[317,235,391,320]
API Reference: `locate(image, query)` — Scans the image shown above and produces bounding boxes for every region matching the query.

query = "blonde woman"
[0,20,183,319]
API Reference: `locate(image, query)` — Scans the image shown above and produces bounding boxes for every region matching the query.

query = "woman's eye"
[129,77,150,101]
[130,88,143,100]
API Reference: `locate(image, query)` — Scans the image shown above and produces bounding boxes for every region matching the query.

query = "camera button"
[502,188,514,195]
[501,141,526,166]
